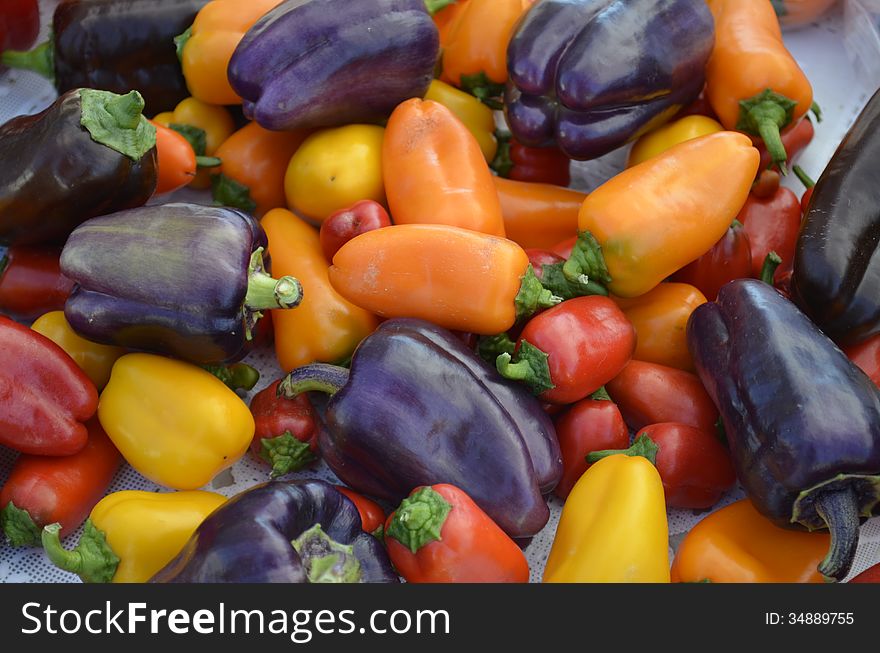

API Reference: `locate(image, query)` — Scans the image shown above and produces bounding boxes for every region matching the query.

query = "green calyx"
[586,432,659,466]
[590,386,611,401]
[495,339,555,396]
[424,0,456,15]
[540,262,609,300]
[476,332,517,365]
[736,89,798,173]
[244,248,303,338]
[561,231,612,292]
[260,432,317,478]
[291,524,362,583]
[278,363,351,399]
[1,40,54,81]
[459,72,505,111]
[79,89,156,161]
[41,521,119,584]
[759,251,782,285]
[174,26,193,62]
[514,265,562,321]
[490,130,514,178]
[1,502,41,547]
[204,362,260,391]
[386,487,452,554]
[212,173,257,214]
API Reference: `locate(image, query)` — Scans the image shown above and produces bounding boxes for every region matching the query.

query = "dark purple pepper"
[228,0,439,131]
[687,279,880,582]
[150,480,398,583]
[60,203,303,365]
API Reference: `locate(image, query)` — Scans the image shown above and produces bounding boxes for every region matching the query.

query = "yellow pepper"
[98,353,254,490]
[626,115,723,167]
[284,125,386,224]
[41,490,226,583]
[31,311,124,390]
[424,80,498,162]
[543,454,670,583]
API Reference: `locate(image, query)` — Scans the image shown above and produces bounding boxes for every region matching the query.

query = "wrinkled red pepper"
[0,247,74,320]
[671,220,752,301]
[248,379,318,478]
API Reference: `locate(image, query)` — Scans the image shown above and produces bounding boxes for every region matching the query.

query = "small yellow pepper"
[424,80,498,162]
[98,354,254,490]
[31,311,124,390]
[626,115,723,167]
[41,490,226,583]
[543,454,670,583]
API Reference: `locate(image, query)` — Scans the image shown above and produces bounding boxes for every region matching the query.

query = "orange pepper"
[433,1,469,43]
[671,499,830,583]
[179,0,284,106]
[705,0,813,171]
[328,224,557,335]
[493,177,585,250]
[612,282,707,371]
[577,131,759,298]
[383,99,505,237]
[149,121,196,195]
[261,209,378,372]
[213,123,310,218]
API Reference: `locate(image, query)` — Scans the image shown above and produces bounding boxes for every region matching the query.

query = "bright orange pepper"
[213,123,310,218]
[328,224,557,335]
[261,209,378,372]
[179,0,284,106]
[705,0,813,170]
[149,121,196,196]
[613,282,707,371]
[383,99,505,237]
[577,131,759,298]
[671,499,830,583]
[493,177,585,250]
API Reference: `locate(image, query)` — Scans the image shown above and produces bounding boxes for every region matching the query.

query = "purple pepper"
[227,0,439,131]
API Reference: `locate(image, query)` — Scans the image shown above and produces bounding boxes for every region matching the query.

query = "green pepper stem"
[586,433,659,465]
[793,165,815,189]
[260,432,317,478]
[590,386,611,401]
[815,485,860,582]
[291,524,362,583]
[0,502,40,547]
[41,521,119,584]
[810,101,823,123]
[514,265,562,321]
[279,363,350,399]
[245,248,303,311]
[79,89,156,161]
[196,156,222,168]
[174,26,193,62]
[490,130,513,177]
[212,173,257,214]
[495,340,555,396]
[423,0,456,15]
[737,89,798,173]
[385,487,452,554]
[1,41,54,80]
[459,72,505,110]
[759,251,782,285]
[562,231,612,288]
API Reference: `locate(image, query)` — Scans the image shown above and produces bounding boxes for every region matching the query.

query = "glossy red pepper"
[550,236,577,259]
[319,200,392,263]
[493,135,571,187]
[497,296,637,405]
[587,422,735,509]
[0,0,39,53]
[849,563,880,583]
[0,316,98,455]
[335,486,385,535]
[671,220,753,301]
[0,246,74,320]
[553,392,629,500]
[756,117,814,172]
[248,379,318,478]
[844,335,880,388]
[0,419,121,546]
[737,185,802,281]
[605,360,719,434]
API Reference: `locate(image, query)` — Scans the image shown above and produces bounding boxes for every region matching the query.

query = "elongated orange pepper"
[613,283,707,371]
[493,177,584,250]
[212,123,310,217]
[261,209,378,372]
[383,99,505,237]
[671,499,830,583]
[705,0,813,170]
[329,224,558,335]
[576,131,759,298]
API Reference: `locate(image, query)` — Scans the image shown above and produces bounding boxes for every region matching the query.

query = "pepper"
[505,0,715,160]
[705,0,814,170]
[737,185,802,281]
[424,80,498,162]
[491,136,572,187]
[98,353,255,490]
[149,480,399,583]
[1,419,120,547]
[493,177,584,250]
[383,99,504,236]
[756,116,814,172]
[228,0,439,131]
[670,499,830,583]
[1,0,208,114]
[626,115,723,167]
[41,490,226,583]
[850,562,880,583]
[671,220,753,301]
[791,88,880,346]
[844,335,880,388]
[278,318,560,537]
[261,209,378,371]
[336,487,386,535]
[328,224,560,335]
[320,201,393,263]
[0,0,38,54]
[249,380,319,478]
[543,454,669,582]
[0,247,74,320]
[687,279,880,581]
[0,316,98,456]
[60,203,303,365]
[385,485,530,583]
[150,120,198,195]
[0,89,157,246]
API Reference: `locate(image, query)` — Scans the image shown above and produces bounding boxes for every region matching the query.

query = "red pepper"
[248,379,318,478]
[0,247,74,320]
[587,422,735,509]
[525,249,564,280]
[384,484,529,583]
[0,316,98,455]
[750,169,780,199]
[336,485,385,535]
[319,200,392,263]
[553,391,629,499]
[671,220,752,301]
[605,360,719,433]
[0,0,39,53]
[849,563,880,583]
[496,296,636,405]
[756,117,814,172]
[0,419,121,546]
[844,335,880,388]
[493,135,571,187]
[550,236,577,260]
[675,91,718,121]
[737,185,802,282]
[793,164,816,214]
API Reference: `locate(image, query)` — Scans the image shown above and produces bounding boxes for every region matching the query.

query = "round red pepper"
[335,485,386,535]
[671,220,752,301]
[737,186,802,282]
[550,235,577,260]
[319,199,392,262]
[0,0,39,53]
[248,379,318,478]
[0,246,74,320]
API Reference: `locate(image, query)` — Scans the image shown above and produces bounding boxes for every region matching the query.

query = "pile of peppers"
[1,0,879,587]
